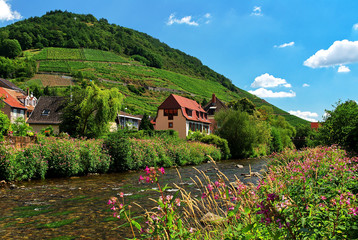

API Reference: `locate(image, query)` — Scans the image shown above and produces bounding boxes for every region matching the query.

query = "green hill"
[0,10,308,126]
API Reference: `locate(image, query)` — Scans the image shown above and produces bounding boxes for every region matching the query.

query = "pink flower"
[159,167,165,175]
[207,184,213,192]
[202,192,207,199]
[145,166,151,175]
[107,200,113,205]
[119,192,124,198]
[321,196,327,200]
[139,175,144,182]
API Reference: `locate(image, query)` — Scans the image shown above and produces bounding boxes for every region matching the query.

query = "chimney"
[212,93,216,104]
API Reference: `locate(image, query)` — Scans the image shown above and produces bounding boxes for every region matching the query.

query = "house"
[203,93,228,132]
[154,94,211,139]
[26,96,65,134]
[0,79,37,122]
[0,87,27,122]
[113,111,142,131]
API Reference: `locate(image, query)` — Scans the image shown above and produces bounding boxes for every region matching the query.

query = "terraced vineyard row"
[33,47,129,63]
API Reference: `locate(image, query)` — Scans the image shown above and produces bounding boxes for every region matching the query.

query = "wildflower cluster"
[109,146,358,239]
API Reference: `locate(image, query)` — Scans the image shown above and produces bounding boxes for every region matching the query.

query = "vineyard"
[34,48,129,63]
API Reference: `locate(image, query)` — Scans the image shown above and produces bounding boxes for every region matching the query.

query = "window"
[41,109,50,116]
[196,111,200,118]
[164,109,178,120]
[186,108,192,117]
[168,122,173,128]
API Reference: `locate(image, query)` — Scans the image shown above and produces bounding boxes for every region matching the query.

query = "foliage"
[215,109,271,158]
[0,137,111,181]
[138,113,154,130]
[228,97,256,115]
[40,125,55,136]
[187,131,231,160]
[60,83,123,138]
[0,108,10,141]
[111,146,358,239]
[11,117,33,136]
[0,39,22,58]
[318,100,358,153]
[0,56,36,79]
[104,130,221,172]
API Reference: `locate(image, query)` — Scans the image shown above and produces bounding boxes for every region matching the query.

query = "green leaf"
[131,220,141,230]
[242,223,254,233]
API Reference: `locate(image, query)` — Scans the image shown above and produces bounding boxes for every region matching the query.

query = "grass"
[50,210,74,216]
[39,217,81,228]
[48,236,77,240]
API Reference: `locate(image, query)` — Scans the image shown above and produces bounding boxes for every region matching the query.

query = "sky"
[1,0,358,122]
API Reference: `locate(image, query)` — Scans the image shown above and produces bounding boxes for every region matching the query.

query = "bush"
[0,137,111,181]
[187,132,230,160]
[104,131,221,171]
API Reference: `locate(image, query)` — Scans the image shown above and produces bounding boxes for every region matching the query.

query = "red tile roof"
[0,87,26,109]
[159,94,211,124]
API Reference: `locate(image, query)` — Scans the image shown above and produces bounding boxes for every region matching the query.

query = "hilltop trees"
[0,39,22,58]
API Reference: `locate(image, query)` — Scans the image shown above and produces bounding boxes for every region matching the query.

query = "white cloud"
[304,40,358,68]
[204,13,212,24]
[302,83,310,87]
[353,23,358,30]
[289,110,319,122]
[251,73,291,88]
[274,41,295,48]
[251,6,263,16]
[0,0,22,21]
[167,14,199,26]
[337,65,350,73]
[167,13,212,26]
[249,88,296,98]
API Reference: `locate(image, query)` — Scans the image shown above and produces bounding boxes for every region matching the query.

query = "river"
[0,158,267,240]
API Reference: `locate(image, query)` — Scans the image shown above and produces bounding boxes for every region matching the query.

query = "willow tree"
[61,83,123,138]
[79,83,123,136]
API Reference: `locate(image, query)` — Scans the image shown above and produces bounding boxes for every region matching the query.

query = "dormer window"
[186,108,192,117]
[42,109,50,116]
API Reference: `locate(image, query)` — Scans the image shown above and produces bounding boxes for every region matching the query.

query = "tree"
[0,39,22,58]
[319,100,358,152]
[139,113,154,130]
[0,101,10,141]
[215,109,271,158]
[61,83,123,138]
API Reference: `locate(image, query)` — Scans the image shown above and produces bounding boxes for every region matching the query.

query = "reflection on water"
[0,158,267,239]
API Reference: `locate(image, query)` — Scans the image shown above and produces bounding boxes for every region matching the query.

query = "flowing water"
[0,158,267,240]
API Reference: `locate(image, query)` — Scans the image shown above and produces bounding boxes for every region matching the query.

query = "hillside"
[0,10,308,126]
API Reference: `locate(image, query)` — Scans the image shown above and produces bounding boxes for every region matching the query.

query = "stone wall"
[4,136,36,149]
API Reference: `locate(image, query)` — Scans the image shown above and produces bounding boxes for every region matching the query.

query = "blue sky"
[1,0,358,122]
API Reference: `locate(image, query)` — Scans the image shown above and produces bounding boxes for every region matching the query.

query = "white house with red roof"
[154,94,211,138]
[0,86,37,122]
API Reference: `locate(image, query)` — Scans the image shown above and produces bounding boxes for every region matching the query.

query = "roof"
[159,94,211,124]
[118,111,142,121]
[0,78,24,92]
[27,96,66,125]
[0,87,27,109]
[203,94,228,114]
